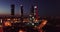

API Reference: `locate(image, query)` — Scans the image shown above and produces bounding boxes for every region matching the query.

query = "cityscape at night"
[0,0,60,32]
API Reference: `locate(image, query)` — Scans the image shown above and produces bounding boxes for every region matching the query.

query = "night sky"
[0,0,59,16]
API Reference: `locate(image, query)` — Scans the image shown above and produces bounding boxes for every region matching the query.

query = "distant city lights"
[4,21,11,26]
[19,30,25,32]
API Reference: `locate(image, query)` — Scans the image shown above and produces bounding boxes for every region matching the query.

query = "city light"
[32,23,34,25]
[19,30,25,32]
[4,21,11,26]
[0,19,2,23]
[42,20,47,25]
[33,19,39,23]
[34,6,37,8]
[37,19,47,29]
[7,18,10,20]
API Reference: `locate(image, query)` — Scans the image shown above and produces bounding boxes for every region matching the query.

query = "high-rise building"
[20,5,23,17]
[34,6,38,19]
[11,4,15,16]
[20,5,24,22]
[30,6,34,16]
[34,0,38,20]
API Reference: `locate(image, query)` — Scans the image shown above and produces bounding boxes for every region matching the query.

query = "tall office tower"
[11,4,15,16]
[30,6,34,16]
[34,6,38,19]
[34,0,38,20]
[20,5,23,22]
[20,5,23,17]
[29,6,34,22]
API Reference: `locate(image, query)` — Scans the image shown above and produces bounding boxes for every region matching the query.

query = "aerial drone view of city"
[0,0,59,32]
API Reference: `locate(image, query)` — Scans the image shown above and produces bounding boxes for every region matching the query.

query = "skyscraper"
[30,6,34,16]
[34,6,38,19]
[34,0,38,20]
[11,4,15,16]
[20,5,24,22]
[20,5,23,17]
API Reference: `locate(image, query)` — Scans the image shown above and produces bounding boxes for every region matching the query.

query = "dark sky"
[0,0,59,16]
[39,0,60,16]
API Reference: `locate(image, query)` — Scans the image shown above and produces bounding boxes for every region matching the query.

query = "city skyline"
[0,0,59,16]
[0,0,36,15]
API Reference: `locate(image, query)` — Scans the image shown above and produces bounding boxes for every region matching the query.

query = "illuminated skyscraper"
[34,0,38,20]
[34,6,38,19]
